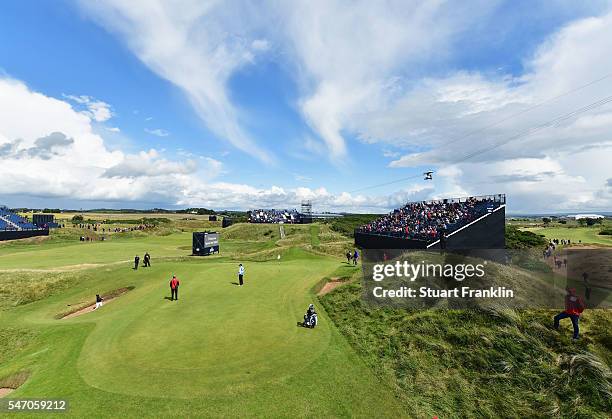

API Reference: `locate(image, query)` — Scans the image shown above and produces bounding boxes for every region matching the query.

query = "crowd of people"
[80,235,105,242]
[76,223,156,242]
[359,197,499,242]
[542,238,576,260]
[76,223,155,233]
[248,209,301,224]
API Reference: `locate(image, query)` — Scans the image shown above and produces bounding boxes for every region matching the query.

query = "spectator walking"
[170,275,180,301]
[238,263,245,286]
[553,288,585,340]
[134,255,140,270]
[353,249,359,265]
[346,251,352,264]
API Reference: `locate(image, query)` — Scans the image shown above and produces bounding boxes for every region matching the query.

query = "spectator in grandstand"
[134,255,140,270]
[249,209,301,224]
[553,288,584,340]
[169,275,180,301]
[359,196,498,242]
[238,263,245,286]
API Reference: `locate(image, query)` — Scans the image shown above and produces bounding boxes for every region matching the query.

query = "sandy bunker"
[61,287,133,319]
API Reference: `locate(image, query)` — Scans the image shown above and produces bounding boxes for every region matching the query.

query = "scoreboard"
[192,231,220,256]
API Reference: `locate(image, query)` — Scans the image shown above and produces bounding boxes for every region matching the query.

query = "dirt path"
[0,388,14,397]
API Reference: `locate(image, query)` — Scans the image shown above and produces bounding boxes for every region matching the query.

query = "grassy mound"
[320,278,612,418]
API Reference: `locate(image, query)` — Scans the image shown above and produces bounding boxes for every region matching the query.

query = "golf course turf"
[0,225,404,417]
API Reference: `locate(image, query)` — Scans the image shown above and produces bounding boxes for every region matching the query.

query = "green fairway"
[520,226,612,246]
[0,225,403,417]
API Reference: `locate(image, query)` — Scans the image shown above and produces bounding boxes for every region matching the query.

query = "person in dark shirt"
[134,255,140,270]
[94,294,103,310]
[143,252,151,267]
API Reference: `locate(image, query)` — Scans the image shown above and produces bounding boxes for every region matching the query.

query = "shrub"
[323,214,381,238]
[505,226,547,249]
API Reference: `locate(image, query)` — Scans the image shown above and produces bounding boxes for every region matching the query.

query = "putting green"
[76,261,336,397]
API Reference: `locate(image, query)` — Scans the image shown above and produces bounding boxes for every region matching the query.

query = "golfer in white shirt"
[238,263,245,286]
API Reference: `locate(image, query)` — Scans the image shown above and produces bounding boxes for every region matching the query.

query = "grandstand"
[0,206,38,230]
[0,206,49,241]
[355,194,506,250]
[248,209,304,224]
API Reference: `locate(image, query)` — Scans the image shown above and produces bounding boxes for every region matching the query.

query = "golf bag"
[302,304,318,328]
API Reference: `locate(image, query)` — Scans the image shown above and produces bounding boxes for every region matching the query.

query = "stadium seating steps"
[357,195,504,243]
[0,207,38,230]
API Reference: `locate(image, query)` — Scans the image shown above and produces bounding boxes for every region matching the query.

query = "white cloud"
[63,94,113,122]
[0,78,200,204]
[103,149,197,178]
[293,174,311,182]
[366,12,612,212]
[144,128,170,137]
[77,1,497,164]
[251,39,269,51]
[277,1,495,161]
[106,126,121,132]
[0,76,392,212]
[5,4,612,213]
[77,0,273,163]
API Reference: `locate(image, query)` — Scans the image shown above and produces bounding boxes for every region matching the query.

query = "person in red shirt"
[554,288,584,340]
[169,275,180,301]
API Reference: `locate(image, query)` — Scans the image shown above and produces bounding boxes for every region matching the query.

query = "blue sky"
[1,1,611,213]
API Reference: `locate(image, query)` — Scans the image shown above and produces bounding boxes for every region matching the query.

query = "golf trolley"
[300,304,318,329]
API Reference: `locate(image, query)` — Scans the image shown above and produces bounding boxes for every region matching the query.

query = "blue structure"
[0,206,48,241]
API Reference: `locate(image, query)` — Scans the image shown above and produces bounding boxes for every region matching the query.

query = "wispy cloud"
[63,94,113,122]
[293,173,311,182]
[145,128,170,137]
[78,0,274,163]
